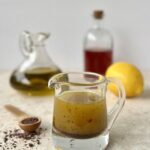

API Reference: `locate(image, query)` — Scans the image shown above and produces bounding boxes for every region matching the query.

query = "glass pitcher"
[48,72,125,150]
[10,31,61,96]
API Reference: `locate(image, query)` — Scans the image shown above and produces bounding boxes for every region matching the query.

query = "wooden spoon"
[4,104,41,132]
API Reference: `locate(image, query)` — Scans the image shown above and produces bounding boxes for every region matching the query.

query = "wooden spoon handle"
[4,104,28,118]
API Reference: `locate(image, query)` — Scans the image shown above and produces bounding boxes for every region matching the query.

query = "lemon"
[105,62,144,97]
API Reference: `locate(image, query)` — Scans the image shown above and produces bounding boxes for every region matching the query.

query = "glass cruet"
[10,31,61,96]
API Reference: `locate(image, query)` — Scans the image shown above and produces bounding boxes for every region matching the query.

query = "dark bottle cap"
[93,10,104,19]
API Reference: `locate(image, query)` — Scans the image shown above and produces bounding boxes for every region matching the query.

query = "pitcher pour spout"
[48,77,57,88]
[48,73,69,88]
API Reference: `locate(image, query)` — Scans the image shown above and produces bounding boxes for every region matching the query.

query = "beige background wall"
[0,0,149,71]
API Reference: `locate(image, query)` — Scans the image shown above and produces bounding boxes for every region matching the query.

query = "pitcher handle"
[106,77,126,131]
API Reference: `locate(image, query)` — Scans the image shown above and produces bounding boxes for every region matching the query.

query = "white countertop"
[0,71,150,150]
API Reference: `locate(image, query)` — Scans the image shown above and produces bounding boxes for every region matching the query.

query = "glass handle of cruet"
[19,31,33,57]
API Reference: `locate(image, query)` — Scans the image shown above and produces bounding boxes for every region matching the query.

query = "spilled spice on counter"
[1,127,46,149]
[29,143,34,147]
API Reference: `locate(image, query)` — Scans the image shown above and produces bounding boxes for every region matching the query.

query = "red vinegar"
[84,49,113,75]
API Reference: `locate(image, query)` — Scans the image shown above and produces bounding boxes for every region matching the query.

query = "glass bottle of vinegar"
[10,31,61,96]
[84,10,113,75]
